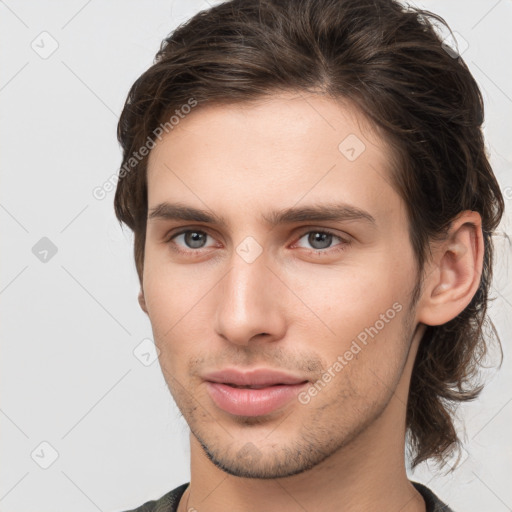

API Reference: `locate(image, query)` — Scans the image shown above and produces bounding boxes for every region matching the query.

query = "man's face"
[142,92,420,478]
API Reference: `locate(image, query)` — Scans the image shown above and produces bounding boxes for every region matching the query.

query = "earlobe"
[417,211,483,326]
[138,288,149,314]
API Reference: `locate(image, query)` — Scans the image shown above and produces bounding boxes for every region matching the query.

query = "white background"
[1,1,511,511]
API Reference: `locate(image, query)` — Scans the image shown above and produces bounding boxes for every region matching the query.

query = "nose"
[214,252,287,347]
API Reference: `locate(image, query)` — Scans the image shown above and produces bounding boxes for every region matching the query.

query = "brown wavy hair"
[114,0,505,467]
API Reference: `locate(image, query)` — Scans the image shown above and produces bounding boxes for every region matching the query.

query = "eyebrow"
[147,202,376,227]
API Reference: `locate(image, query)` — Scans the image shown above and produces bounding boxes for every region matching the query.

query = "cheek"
[280,253,414,381]
[285,260,407,332]
[142,252,205,358]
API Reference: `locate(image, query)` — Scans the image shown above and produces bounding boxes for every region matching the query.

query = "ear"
[138,288,149,314]
[416,211,484,326]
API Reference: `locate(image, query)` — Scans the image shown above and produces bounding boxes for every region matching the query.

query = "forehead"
[146,92,400,224]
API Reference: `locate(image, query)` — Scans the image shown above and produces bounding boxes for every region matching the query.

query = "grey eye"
[306,231,334,250]
[183,231,208,248]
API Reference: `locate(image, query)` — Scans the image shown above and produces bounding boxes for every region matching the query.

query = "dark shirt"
[122,480,454,511]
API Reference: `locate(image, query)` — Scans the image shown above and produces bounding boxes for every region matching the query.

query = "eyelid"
[164,226,217,243]
[164,227,221,255]
[291,227,351,247]
[300,226,349,239]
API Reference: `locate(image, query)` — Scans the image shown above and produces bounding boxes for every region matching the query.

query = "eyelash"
[164,228,351,256]
[294,229,350,255]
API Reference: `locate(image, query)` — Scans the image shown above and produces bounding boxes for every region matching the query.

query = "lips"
[203,368,309,417]
[222,383,280,389]
[203,368,308,387]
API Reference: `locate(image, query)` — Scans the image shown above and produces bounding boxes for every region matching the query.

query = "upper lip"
[203,368,308,387]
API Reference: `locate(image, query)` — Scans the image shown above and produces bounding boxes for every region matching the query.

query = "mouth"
[203,367,308,387]
[202,368,309,417]
[205,381,309,417]
[221,382,298,389]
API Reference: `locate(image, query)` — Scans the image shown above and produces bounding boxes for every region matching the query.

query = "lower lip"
[206,381,308,417]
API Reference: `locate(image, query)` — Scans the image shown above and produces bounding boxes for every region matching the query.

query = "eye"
[294,230,349,252]
[168,229,217,251]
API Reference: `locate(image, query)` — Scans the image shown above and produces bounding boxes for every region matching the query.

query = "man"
[114,0,504,510]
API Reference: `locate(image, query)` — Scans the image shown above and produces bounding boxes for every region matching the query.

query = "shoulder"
[412,481,455,512]
[121,483,189,512]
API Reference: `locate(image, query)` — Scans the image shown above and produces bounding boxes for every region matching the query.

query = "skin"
[138,92,483,512]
